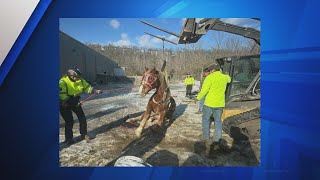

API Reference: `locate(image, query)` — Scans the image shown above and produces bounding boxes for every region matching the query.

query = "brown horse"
[135,67,176,138]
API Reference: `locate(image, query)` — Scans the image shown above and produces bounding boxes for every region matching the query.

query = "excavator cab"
[216,55,260,103]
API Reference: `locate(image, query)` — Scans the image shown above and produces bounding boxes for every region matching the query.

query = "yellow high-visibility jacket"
[196,71,231,108]
[184,77,195,85]
[59,76,93,102]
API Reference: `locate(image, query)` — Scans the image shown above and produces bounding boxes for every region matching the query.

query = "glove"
[95,90,103,94]
[92,89,103,94]
[77,101,83,107]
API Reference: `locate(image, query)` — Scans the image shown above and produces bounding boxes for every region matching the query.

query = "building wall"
[59,31,118,82]
[114,67,126,76]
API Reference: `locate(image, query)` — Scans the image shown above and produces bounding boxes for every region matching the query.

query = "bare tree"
[84,38,257,79]
[212,31,226,51]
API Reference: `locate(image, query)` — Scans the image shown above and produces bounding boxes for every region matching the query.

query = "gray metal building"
[59,31,119,82]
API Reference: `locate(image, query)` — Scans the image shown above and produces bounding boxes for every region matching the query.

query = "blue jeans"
[198,97,205,112]
[202,105,223,142]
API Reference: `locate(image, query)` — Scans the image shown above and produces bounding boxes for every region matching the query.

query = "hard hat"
[209,63,220,71]
[68,68,82,76]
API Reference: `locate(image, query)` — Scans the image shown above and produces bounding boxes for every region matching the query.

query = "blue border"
[1,0,320,179]
[0,0,52,85]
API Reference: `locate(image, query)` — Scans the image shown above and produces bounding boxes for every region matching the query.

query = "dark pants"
[186,85,193,96]
[60,105,87,141]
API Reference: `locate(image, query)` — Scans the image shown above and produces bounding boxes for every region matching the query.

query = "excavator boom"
[141,18,260,45]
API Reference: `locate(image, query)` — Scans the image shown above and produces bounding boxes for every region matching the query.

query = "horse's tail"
[166,96,176,119]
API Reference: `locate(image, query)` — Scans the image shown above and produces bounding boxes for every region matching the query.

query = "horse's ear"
[151,66,156,71]
[151,67,158,74]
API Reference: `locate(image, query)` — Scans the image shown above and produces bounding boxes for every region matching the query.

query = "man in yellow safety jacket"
[184,73,195,98]
[195,63,231,149]
[59,69,102,145]
[196,67,213,114]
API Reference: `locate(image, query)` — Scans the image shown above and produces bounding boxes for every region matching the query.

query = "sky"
[59,18,260,50]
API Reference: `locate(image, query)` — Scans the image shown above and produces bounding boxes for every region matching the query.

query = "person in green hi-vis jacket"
[59,68,102,145]
[184,73,195,98]
[195,63,231,150]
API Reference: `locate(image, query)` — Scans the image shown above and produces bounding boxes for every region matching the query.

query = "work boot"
[212,141,221,151]
[206,141,214,156]
[81,135,91,142]
[64,139,75,145]
[213,144,220,151]
[218,139,230,152]
[198,134,209,140]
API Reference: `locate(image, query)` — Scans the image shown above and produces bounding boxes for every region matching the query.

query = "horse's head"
[139,67,160,96]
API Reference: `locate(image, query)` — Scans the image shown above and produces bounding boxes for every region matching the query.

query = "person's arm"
[184,78,187,85]
[81,79,94,94]
[81,79,103,94]
[197,77,211,100]
[59,79,69,102]
[226,74,231,83]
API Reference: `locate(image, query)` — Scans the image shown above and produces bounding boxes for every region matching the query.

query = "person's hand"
[193,98,198,104]
[96,90,103,94]
[75,101,82,107]
[93,89,102,94]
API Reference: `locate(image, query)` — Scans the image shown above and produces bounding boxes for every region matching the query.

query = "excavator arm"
[196,18,260,45]
[141,18,260,45]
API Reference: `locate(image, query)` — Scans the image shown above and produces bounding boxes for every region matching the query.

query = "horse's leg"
[152,112,165,132]
[135,111,151,138]
[150,114,160,122]
[165,97,176,120]
[128,113,144,123]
